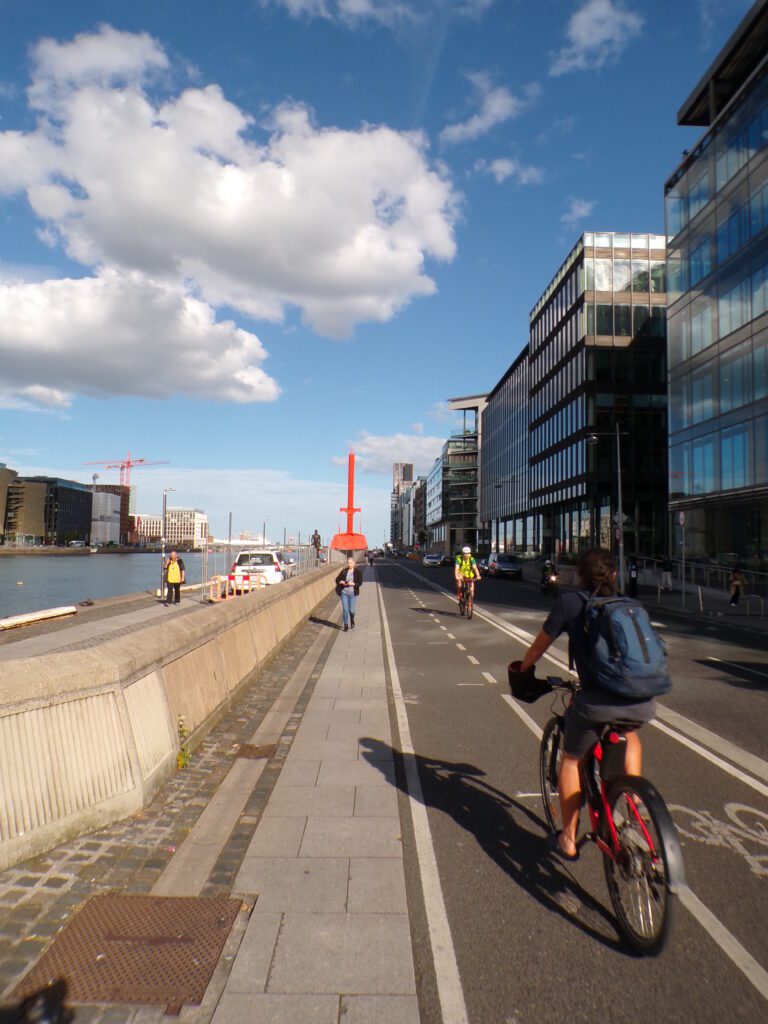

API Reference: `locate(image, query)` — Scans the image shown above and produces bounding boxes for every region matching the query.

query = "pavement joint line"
[499,690,768,1004]
[396,564,768,793]
[482,672,497,684]
[377,581,469,1024]
[466,656,479,665]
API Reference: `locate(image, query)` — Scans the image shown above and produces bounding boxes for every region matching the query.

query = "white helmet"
[461,545,472,555]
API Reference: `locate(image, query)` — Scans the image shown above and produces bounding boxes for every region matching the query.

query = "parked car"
[477,557,489,575]
[440,554,453,566]
[229,550,286,591]
[422,553,441,568]
[486,552,523,579]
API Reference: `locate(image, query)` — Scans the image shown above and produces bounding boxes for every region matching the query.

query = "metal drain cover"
[13,894,241,1014]
[237,743,277,759]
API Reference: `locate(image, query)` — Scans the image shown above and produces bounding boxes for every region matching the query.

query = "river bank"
[0,546,172,556]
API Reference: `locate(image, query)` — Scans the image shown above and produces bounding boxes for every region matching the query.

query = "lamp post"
[160,487,175,598]
[586,424,627,593]
[262,518,269,547]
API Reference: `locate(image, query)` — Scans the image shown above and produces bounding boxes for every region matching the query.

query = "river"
[0,551,235,617]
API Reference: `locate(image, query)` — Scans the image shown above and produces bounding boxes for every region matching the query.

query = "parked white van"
[229,550,286,591]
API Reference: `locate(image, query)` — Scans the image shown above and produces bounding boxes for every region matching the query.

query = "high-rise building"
[165,507,208,550]
[0,463,18,544]
[4,479,46,545]
[426,394,487,555]
[664,0,768,562]
[6,477,92,546]
[91,491,122,546]
[480,232,668,558]
[390,463,413,545]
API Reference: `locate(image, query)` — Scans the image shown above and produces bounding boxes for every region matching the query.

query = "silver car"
[486,552,523,579]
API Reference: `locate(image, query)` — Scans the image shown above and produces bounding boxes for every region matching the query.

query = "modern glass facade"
[426,396,486,555]
[480,232,668,558]
[664,2,768,563]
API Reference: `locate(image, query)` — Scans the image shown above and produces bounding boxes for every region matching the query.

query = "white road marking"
[396,567,768,794]
[651,721,768,800]
[467,655,479,665]
[499,692,768,1003]
[440,625,448,631]
[482,672,497,684]
[447,633,456,639]
[655,705,768,784]
[651,621,667,628]
[456,643,466,651]
[457,683,484,687]
[376,582,470,1024]
[707,655,768,682]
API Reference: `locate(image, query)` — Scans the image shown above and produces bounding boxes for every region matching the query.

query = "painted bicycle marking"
[670,803,768,878]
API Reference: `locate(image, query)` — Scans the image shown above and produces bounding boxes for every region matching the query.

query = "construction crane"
[84,451,170,488]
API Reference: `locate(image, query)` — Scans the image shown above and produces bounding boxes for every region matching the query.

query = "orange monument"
[330,452,368,553]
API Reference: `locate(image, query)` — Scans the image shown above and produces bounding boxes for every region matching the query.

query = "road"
[373,558,768,1024]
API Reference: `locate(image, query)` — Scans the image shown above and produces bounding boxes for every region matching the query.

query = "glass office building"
[664,0,768,563]
[426,395,486,555]
[480,232,668,557]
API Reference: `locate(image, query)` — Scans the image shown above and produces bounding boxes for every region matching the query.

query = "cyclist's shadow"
[360,737,627,953]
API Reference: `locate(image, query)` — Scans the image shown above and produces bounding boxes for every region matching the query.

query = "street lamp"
[586,424,627,593]
[160,487,175,598]
[262,518,269,547]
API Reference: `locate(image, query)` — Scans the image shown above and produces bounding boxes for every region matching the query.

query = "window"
[666,192,685,237]
[594,259,612,291]
[631,234,649,249]
[650,307,667,338]
[669,376,690,433]
[594,233,611,247]
[596,304,613,335]
[691,364,716,424]
[689,166,711,219]
[631,259,650,292]
[715,120,750,190]
[668,307,690,366]
[669,442,690,499]
[692,435,717,493]
[718,274,751,337]
[614,304,631,336]
[613,259,631,292]
[720,343,751,412]
[612,234,630,248]
[721,425,751,489]
[755,331,768,401]
[666,249,688,302]
[717,195,750,262]
[650,259,666,293]
[751,179,768,237]
[691,300,714,354]
[633,305,650,337]
[753,261,768,319]
[689,238,712,285]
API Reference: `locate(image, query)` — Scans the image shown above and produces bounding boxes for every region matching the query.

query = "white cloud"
[334,430,445,475]
[475,157,543,185]
[260,0,493,26]
[440,73,540,146]
[561,197,597,228]
[0,270,280,409]
[549,0,643,76]
[536,116,576,144]
[0,26,461,405]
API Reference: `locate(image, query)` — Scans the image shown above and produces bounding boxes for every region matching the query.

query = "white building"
[166,507,208,550]
[133,514,162,544]
[91,491,121,546]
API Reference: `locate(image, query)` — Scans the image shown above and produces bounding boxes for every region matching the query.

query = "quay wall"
[0,565,338,871]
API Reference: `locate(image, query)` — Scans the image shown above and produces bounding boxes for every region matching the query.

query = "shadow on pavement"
[308,615,342,630]
[695,658,768,691]
[359,737,629,954]
[0,980,72,1023]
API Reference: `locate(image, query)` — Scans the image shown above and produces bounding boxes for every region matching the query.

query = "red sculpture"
[330,452,368,552]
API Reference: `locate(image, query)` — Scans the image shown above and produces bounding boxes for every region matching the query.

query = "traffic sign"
[614,527,622,540]
[678,511,685,526]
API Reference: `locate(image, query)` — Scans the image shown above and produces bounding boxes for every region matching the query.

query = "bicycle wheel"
[466,590,473,619]
[539,717,563,834]
[603,775,685,955]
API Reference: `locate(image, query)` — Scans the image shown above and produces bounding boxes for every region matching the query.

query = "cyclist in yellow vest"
[164,550,186,605]
[454,545,481,602]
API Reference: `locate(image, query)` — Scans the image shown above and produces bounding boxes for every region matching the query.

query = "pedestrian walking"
[335,556,363,631]
[628,556,639,598]
[164,550,186,605]
[729,566,745,607]
[661,556,673,592]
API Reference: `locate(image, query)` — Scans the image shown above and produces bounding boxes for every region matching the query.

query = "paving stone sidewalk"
[0,594,344,1023]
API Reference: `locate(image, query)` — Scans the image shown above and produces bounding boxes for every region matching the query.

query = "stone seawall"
[0,565,338,871]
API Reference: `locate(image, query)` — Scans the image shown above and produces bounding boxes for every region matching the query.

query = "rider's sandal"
[546,831,580,862]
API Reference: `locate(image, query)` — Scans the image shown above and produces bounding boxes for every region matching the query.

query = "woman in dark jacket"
[335,556,363,631]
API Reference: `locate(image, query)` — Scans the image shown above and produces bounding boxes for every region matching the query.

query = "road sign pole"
[679,511,686,610]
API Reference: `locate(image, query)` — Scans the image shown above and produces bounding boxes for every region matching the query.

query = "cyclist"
[454,545,481,603]
[516,548,657,861]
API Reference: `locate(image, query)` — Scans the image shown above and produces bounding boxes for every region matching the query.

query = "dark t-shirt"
[543,591,656,721]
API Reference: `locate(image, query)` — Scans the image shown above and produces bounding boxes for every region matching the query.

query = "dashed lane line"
[457,683,484,687]
[482,672,497,684]
[499,694,768,1004]
[467,655,479,665]
[446,633,456,639]
[394,565,768,792]
[456,643,466,651]
[377,582,470,1024]
[707,655,768,682]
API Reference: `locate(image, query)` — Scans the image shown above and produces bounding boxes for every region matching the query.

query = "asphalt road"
[374,558,768,1024]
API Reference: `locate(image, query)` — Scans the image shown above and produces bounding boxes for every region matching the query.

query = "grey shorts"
[562,702,647,759]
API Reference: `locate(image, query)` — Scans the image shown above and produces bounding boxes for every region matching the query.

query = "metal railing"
[643,556,767,617]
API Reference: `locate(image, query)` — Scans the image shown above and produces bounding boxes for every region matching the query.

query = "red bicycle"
[512,670,686,954]
[458,578,475,619]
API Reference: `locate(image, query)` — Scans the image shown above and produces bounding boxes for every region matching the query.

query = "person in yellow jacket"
[164,550,186,605]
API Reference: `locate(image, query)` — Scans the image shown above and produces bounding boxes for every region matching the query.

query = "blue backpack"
[578,591,672,700]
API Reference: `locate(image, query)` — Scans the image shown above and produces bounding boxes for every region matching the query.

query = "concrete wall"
[0,565,338,871]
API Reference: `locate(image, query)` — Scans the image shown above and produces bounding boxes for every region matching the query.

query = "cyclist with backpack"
[515,548,670,862]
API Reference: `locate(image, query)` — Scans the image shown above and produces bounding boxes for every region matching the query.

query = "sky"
[0,0,754,544]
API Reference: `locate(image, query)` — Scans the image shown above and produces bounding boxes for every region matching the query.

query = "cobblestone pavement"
[0,597,342,1023]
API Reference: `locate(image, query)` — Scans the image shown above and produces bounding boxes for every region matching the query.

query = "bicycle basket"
[507,662,552,703]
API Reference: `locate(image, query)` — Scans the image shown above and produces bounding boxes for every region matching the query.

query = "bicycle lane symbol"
[669,803,768,878]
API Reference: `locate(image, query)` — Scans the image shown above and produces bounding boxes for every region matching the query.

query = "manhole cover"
[13,894,241,1014]
[237,743,277,759]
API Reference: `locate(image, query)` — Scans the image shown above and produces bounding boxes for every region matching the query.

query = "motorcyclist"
[541,558,558,594]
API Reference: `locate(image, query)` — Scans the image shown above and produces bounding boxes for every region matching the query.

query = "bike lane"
[377,563,768,1024]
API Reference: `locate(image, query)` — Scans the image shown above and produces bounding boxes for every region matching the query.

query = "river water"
[0,551,234,617]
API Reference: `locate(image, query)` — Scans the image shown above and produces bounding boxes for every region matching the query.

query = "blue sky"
[0,0,753,543]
